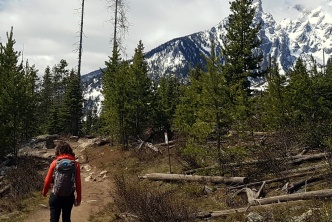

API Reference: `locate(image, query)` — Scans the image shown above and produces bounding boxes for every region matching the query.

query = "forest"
[1,0,332,161]
[1,0,332,220]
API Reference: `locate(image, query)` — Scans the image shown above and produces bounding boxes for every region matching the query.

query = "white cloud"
[0,0,329,76]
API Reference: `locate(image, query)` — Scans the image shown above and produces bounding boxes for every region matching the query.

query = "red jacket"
[42,154,82,203]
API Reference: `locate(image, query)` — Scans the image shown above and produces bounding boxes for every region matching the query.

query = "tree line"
[0,28,83,159]
[98,0,332,170]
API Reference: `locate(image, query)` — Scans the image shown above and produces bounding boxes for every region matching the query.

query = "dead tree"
[139,173,248,185]
[287,174,326,193]
[107,0,130,50]
[233,181,266,206]
[77,0,85,79]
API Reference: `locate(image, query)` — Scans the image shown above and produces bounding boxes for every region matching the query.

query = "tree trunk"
[287,153,326,165]
[228,171,315,190]
[77,0,85,78]
[197,200,305,218]
[139,173,248,184]
[287,174,325,193]
[254,189,332,205]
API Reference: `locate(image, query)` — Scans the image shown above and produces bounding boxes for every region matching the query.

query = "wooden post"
[165,131,172,174]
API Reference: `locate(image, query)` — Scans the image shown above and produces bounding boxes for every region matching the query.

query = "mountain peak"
[293,4,306,13]
[253,0,263,12]
[81,1,332,115]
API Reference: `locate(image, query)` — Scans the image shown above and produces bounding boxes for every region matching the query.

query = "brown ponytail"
[55,141,75,157]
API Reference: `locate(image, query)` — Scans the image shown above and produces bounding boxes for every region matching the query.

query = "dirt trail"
[24,139,113,222]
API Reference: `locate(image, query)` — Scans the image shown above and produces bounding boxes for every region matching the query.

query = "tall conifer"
[128,40,152,137]
[222,0,263,130]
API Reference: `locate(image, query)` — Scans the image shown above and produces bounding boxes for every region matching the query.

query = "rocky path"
[24,139,113,222]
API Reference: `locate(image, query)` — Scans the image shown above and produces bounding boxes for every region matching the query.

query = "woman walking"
[42,141,82,222]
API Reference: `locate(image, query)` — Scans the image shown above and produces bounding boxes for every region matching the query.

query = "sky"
[0,0,329,76]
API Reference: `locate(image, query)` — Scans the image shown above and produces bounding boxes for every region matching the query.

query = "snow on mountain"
[81,0,332,115]
[279,1,332,65]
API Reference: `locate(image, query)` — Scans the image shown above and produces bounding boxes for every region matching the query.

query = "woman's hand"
[74,199,81,207]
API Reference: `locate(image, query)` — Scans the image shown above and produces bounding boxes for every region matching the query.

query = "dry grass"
[0,155,47,222]
[111,174,197,222]
[84,133,332,222]
[4,134,332,221]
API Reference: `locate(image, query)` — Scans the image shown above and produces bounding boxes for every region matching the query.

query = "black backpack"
[52,159,76,196]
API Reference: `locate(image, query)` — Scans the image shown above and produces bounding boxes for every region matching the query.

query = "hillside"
[2,133,332,221]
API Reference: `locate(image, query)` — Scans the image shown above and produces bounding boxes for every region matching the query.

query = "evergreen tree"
[174,40,232,170]
[286,58,321,147]
[83,106,99,135]
[326,57,332,77]
[153,75,181,136]
[101,43,133,148]
[261,60,288,131]
[223,0,263,90]
[128,40,152,138]
[61,69,83,135]
[52,59,69,106]
[309,57,332,148]
[38,66,53,133]
[48,105,61,135]
[0,28,38,158]
[47,59,70,134]
[222,0,263,130]
[173,65,203,137]
[286,59,316,125]
[101,43,122,142]
[21,61,40,139]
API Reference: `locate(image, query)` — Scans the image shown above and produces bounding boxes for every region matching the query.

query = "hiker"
[42,141,82,222]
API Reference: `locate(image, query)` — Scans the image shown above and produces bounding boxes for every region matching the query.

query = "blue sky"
[0,0,330,76]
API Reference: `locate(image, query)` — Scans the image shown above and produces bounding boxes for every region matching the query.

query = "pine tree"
[223,0,263,90]
[38,66,53,133]
[21,61,40,139]
[153,75,181,136]
[101,43,122,141]
[222,0,264,130]
[127,40,152,138]
[101,43,133,148]
[308,57,332,148]
[173,64,203,137]
[0,28,38,158]
[261,60,288,131]
[52,59,69,106]
[61,69,83,135]
[286,58,321,147]
[47,59,70,134]
[173,40,232,170]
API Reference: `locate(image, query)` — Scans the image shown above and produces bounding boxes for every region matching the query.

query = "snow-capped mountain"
[82,0,332,115]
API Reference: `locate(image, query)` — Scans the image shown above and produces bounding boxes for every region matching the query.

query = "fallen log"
[288,153,326,165]
[234,181,266,205]
[183,153,327,174]
[139,173,248,185]
[287,174,326,193]
[197,200,305,218]
[228,171,315,190]
[0,184,11,196]
[254,189,332,206]
[280,164,327,175]
[183,165,218,175]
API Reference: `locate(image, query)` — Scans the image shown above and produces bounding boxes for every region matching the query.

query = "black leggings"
[49,192,75,222]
